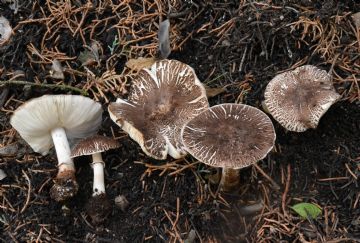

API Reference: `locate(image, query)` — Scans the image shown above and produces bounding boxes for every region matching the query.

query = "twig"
[253,163,280,190]
[0,80,88,96]
[344,163,357,180]
[281,164,291,217]
[20,170,31,214]
[168,161,200,176]
[163,209,182,242]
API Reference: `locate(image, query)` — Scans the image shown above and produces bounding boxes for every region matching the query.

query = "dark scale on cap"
[71,135,120,157]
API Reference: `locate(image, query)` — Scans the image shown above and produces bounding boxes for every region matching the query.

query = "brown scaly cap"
[181,104,276,169]
[264,65,341,132]
[70,135,120,158]
[108,59,209,160]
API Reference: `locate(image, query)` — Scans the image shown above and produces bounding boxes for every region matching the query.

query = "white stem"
[92,153,105,196]
[51,127,74,173]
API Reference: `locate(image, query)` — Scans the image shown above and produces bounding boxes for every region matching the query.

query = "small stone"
[221,39,230,47]
[0,169,7,180]
[114,195,129,212]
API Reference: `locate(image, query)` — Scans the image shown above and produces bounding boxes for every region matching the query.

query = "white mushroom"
[108,59,209,160]
[10,95,103,201]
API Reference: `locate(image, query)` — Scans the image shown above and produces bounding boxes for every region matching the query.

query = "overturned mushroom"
[181,103,276,191]
[264,65,341,132]
[108,59,209,160]
[71,135,120,223]
[10,95,102,201]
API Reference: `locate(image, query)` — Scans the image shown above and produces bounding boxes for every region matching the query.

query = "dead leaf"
[50,59,65,80]
[126,57,157,71]
[78,40,102,66]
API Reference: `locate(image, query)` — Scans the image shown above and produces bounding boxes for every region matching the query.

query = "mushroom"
[71,135,120,223]
[264,65,341,132]
[10,95,103,201]
[108,59,209,160]
[181,103,276,191]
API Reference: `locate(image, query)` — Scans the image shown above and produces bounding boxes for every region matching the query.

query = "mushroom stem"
[91,153,105,196]
[51,127,75,173]
[50,127,78,201]
[220,168,240,192]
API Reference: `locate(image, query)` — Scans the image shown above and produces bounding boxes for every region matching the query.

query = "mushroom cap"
[10,95,103,155]
[0,16,12,46]
[108,59,209,160]
[264,65,341,132]
[71,135,120,157]
[181,103,276,169]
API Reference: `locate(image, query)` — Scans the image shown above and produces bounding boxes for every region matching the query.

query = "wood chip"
[125,57,157,71]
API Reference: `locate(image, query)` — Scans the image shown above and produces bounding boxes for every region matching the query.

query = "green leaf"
[291,202,322,219]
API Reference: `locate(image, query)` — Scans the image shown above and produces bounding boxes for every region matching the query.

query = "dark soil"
[1,1,360,242]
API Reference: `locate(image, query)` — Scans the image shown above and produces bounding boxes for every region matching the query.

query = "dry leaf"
[0,16,12,46]
[126,57,157,71]
[78,40,102,66]
[50,59,65,80]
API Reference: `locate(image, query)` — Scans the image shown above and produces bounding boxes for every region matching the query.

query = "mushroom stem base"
[50,169,79,201]
[85,193,111,224]
[220,168,240,192]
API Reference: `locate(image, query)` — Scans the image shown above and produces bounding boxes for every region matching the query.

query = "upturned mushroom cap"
[70,135,120,158]
[264,65,341,132]
[108,59,209,160]
[10,95,103,155]
[181,104,276,169]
